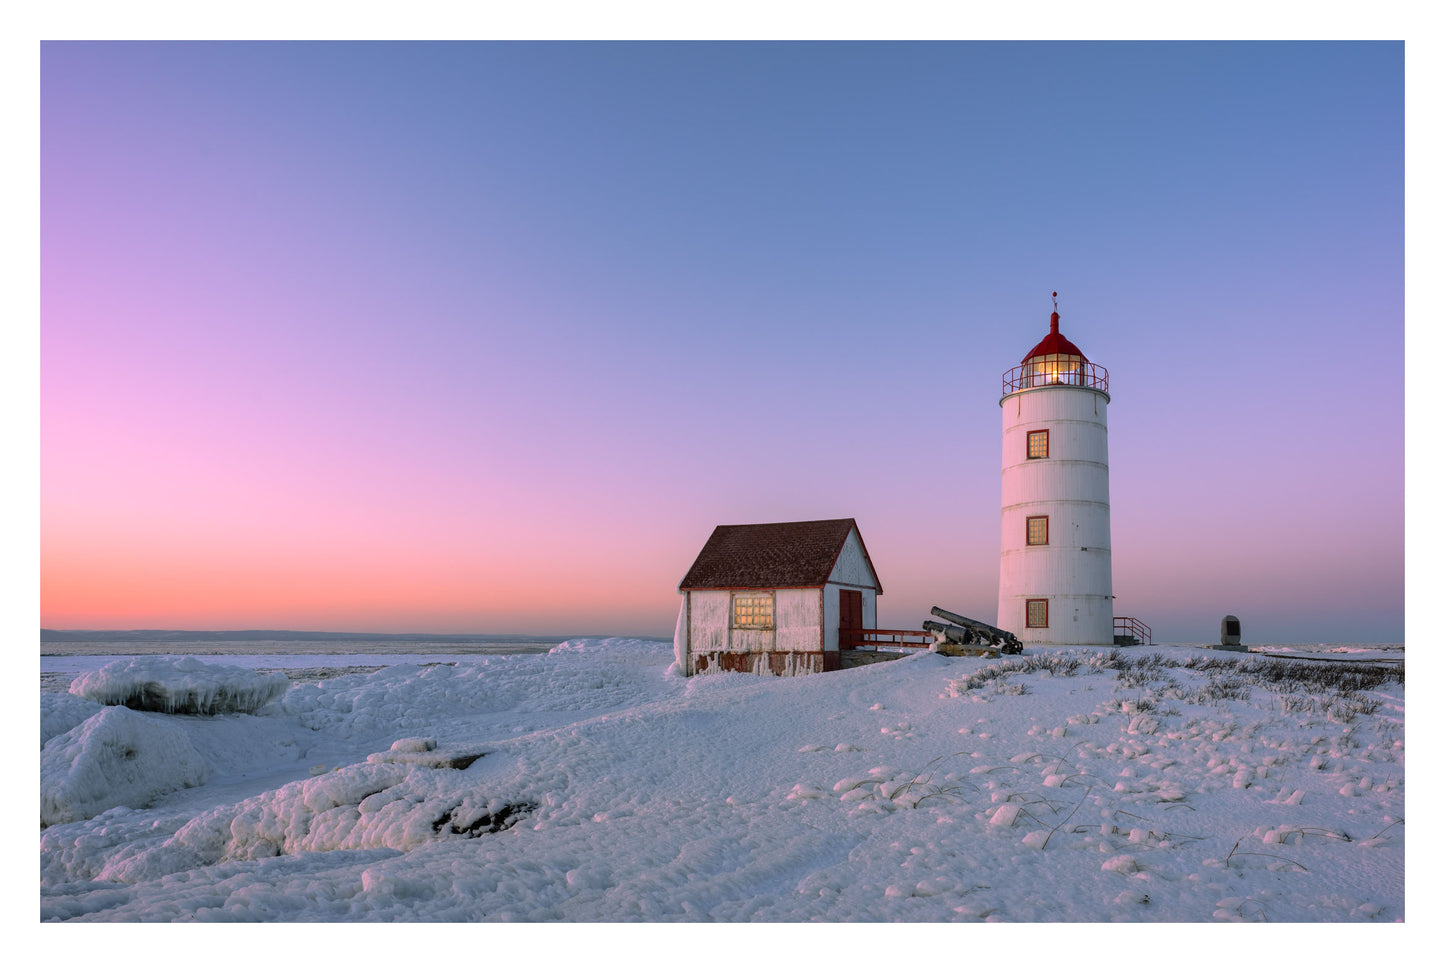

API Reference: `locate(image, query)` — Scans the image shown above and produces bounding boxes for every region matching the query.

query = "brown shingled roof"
[677,518,881,593]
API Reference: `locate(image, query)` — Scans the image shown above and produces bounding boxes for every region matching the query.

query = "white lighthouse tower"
[997,294,1114,646]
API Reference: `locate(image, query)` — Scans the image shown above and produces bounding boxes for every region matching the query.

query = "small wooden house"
[674,518,882,676]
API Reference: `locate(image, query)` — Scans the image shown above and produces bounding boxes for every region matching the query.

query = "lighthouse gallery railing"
[1002,361,1109,395]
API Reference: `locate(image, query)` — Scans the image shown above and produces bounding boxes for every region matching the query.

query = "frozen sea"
[40,639,560,694]
[38,637,1406,692]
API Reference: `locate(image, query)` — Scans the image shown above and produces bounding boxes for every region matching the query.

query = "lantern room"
[1002,293,1109,394]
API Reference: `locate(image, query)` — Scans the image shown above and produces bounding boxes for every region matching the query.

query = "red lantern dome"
[1022,308,1089,363]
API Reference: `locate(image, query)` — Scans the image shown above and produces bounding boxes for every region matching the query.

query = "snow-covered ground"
[39,639,1404,924]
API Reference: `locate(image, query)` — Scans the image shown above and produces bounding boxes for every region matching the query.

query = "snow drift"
[69,656,289,715]
[39,639,1405,922]
[40,705,209,827]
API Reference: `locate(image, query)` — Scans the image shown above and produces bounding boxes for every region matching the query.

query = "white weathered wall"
[774,588,823,652]
[998,383,1114,645]
[687,590,730,654]
[823,586,838,653]
[685,587,824,673]
[828,528,880,590]
[672,597,687,672]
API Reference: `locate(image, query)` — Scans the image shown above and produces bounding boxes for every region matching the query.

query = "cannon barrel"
[929,606,1018,642]
[921,620,977,645]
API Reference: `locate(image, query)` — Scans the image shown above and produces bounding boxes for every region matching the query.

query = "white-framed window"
[731,592,775,630]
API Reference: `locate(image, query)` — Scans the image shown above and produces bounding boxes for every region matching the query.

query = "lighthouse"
[997,294,1114,646]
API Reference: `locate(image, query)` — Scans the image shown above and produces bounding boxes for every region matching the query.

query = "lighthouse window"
[731,592,774,630]
[1026,599,1049,628]
[1027,429,1049,459]
[1026,515,1049,546]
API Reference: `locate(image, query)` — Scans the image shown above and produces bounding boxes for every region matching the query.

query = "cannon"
[924,606,1023,654]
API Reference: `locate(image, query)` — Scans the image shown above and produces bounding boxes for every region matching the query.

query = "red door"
[838,590,863,663]
[830,589,864,672]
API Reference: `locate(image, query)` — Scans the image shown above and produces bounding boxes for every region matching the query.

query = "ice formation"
[40,705,210,826]
[69,656,289,714]
[41,692,104,747]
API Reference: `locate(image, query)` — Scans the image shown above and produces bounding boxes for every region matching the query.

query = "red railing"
[840,628,936,650]
[1113,616,1152,645]
[1002,360,1109,395]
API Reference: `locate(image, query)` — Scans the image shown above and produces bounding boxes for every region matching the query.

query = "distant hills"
[41,629,666,645]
